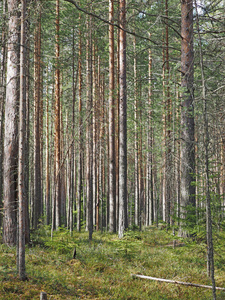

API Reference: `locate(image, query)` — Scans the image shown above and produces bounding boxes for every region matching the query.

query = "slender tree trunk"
[194,1,216,298]
[77,14,83,232]
[54,0,61,229]
[18,0,27,280]
[108,0,116,232]
[147,34,154,225]
[0,0,7,226]
[118,0,128,238]
[165,0,172,226]
[33,4,42,229]
[3,0,19,246]
[46,83,50,225]
[133,34,139,227]
[92,42,97,229]
[86,15,93,240]
[180,0,195,234]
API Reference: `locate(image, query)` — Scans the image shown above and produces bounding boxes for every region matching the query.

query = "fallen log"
[131,274,225,291]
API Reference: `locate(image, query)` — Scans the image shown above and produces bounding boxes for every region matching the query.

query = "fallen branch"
[131,274,225,291]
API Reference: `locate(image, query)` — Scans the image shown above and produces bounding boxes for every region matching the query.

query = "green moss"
[0,226,224,299]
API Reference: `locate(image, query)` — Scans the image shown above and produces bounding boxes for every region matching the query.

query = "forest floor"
[1,225,225,299]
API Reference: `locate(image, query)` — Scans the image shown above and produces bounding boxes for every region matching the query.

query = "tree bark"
[54,0,61,229]
[118,0,128,238]
[0,0,7,227]
[77,13,83,232]
[33,3,42,229]
[3,0,19,246]
[194,1,216,298]
[18,0,27,280]
[108,0,116,232]
[180,0,195,234]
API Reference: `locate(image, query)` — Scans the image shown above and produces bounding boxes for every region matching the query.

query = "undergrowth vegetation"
[1,226,225,299]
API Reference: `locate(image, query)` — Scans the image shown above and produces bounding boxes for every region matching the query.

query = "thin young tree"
[54,0,61,229]
[77,13,83,232]
[33,1,42,229]
[109,0,116,232]
[194,0,216,298]
[18,0,27,280]
[133,34,139,227]
[118,0,128,238]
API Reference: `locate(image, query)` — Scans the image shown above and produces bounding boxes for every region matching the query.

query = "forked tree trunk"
[3,0,19,246]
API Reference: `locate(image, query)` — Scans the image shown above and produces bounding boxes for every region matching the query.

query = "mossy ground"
[1,226,225,299]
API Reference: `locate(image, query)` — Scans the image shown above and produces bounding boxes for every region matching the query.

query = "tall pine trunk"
[3,0,19,246]
[118,0,128,238]
[54,0,61,229]
[33,4,42,229]
[180,0,195,234]
[18,0,27,280]
[108,0,116,232]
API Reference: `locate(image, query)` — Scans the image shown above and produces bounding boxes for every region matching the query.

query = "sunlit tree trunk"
[118,0,128,238]
[3,0,19,246]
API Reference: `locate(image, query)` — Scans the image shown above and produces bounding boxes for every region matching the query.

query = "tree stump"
[40,292,47,300]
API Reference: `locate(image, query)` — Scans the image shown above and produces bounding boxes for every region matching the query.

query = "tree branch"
[132,274,225,291]
[64,0,158,46]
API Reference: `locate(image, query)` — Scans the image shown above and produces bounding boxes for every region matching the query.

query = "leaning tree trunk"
[3,0,19,246]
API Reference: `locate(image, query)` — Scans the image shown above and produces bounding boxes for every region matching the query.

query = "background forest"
[0,0,225,298]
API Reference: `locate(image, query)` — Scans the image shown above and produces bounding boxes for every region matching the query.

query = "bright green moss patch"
[0,227,225,299]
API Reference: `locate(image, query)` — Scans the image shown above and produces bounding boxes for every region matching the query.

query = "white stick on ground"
[132,274,225,291]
